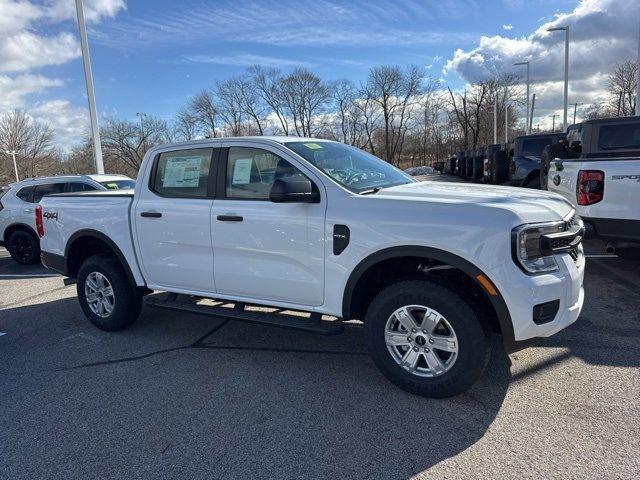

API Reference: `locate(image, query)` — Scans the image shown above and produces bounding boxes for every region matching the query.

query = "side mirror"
[269,177,320,203]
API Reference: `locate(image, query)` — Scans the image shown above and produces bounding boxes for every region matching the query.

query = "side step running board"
[145,295,344,336]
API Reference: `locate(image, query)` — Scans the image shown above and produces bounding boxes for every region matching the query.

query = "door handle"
[141,211,162,218]
[217,215,243,222]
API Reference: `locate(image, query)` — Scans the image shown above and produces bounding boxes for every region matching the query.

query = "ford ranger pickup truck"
[38,137,585,398]
[545,117,640,260]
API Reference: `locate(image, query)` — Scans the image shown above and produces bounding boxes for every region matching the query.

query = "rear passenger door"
[133,147,218,294]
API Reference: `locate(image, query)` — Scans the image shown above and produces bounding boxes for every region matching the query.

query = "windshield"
[284,141,414,193]
[99,179,136,190]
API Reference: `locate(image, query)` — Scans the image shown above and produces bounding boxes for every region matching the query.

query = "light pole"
[548,25,569,131]
[504,87,509,143]
[136,112,148,151]
[514,61,530,134]
[551,114,557,132]
[5,150,19,182]
[75,0,104,174]
[493,96,498,144]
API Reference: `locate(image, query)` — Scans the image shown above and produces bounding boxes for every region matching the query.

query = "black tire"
[77,255,142,331]
[616,247,640,261]
[7,229,40,265]
[365,280,491,398]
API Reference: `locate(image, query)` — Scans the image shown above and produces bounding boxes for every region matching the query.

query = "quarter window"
[67,182,97,192]
[152,148,213,198]
[33,183,65,203]
[16,186,34,202]
[225,147,307,200]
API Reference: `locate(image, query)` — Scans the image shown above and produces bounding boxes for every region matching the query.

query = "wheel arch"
[522,168,540,187]
[65,229,138,288]
[342,246,515,347]
[3,222,38,243]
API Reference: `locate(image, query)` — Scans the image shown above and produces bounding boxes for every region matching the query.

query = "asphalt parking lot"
[1,239,639,479]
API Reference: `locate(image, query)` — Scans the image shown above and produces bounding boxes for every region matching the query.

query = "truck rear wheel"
[365,280,491,398]
[77,255,142,331]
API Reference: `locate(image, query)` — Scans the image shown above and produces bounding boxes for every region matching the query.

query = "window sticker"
[105,183,118,190]
[303,143,323,150]
[232,158,253,185]
[163,156,203,187]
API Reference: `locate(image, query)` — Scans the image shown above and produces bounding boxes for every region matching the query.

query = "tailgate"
[548,158,640,220]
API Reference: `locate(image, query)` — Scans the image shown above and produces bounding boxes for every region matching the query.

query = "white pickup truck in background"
[546,116,640,260]
[38,137,585,398]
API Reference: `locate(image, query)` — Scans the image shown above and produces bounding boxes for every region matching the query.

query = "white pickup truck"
[38,137,585,397]
[546,117,640,259]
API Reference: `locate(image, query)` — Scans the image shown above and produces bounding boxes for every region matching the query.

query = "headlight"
[512,221,565,274]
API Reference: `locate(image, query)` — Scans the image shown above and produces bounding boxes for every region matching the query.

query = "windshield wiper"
[358,187,382,195]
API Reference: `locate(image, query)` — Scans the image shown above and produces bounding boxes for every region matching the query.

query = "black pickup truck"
[503,133,565,189]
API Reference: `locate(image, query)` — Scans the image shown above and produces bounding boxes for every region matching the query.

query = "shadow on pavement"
[0,247,56,279]
[1,295,511,479]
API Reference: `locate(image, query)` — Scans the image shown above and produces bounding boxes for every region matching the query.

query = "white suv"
[0,174,134,264]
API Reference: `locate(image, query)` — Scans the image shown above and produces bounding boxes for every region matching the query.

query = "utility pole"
[75,0,104,174]
[5,150,19,182]
[570,102,583,124]
[548,25,569,131]
[552,114,558,132]
[493,96,498,144]
[529,93,536,133]
[514,61,531,134]
[504,88,509,144]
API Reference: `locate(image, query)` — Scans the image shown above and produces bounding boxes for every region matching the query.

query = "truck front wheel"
[77,255,142,331]
[365,280,491,398]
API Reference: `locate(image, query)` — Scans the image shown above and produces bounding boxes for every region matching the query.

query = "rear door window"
[151,148,214,198]
[33,183,66,203]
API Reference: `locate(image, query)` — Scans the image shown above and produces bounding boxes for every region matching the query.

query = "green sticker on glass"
[303,143,323,150]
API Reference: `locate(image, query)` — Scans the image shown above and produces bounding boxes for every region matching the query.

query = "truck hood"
[376,181,573,222]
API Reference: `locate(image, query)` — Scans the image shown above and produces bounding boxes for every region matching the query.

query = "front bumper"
[490,246,585,351]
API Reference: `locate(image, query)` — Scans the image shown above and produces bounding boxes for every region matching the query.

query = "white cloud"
[0,0,43,34]
[0,74,64,111]
[30,100,89,147]
[0,0,125,150]
[44,0,126,23]
[184,53,315,69]
[445,0,639,123]
[502,24,513,30]
[0,31,79,73]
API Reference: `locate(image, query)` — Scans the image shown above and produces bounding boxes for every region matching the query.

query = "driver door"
[211,143,326,306]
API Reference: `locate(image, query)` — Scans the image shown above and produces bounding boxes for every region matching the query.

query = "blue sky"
[0,0,636,147]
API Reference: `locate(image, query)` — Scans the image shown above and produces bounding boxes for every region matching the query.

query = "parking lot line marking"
[585,254,618,258]
[0,274,60,278]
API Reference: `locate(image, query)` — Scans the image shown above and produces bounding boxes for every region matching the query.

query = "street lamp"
[514,61,530,134]
[5,150,19,182]
[547,25,569,131]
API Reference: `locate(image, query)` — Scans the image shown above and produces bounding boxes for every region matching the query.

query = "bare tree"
[248,66,291,135]
[101,116,170,175]
[189,90,218,138]
[607,59,638,116]
[0,109,54,182]
[216,78,245,136]
[363,65,424,164]
[279,68,330,137]
[174,109,200,141]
